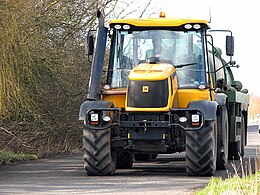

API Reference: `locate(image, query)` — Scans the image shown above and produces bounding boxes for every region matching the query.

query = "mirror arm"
[214,60,238,73]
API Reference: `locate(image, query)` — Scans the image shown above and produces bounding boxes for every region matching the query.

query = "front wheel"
[186,120,217,176]
[83,127,116,176]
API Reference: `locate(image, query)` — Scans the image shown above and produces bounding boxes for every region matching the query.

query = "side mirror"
[226,35,234,56]
[85,34,94,56]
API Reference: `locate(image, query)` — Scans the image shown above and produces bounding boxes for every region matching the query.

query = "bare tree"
[0,0,119,153]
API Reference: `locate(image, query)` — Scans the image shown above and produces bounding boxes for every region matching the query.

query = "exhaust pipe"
[87,11,107,100]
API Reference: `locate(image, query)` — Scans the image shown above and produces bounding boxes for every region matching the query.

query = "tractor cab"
[107,19,209,90]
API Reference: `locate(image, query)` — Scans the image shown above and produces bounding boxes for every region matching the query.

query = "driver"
[146,37,173,60]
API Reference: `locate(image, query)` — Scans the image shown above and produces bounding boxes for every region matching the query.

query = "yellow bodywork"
[102,87,213,110]
[177,89,213,108]
[102,62,213,111]
[102,89,126,108]
[129,63,175,81]
[104,18,211,111]
[109,18,209,28]
[126,63,177,112]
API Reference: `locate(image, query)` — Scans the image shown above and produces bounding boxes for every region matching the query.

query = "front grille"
[127,79,168,108]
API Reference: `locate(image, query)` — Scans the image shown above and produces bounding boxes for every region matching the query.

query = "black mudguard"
[214,93,228,109]
[189,100,218,121]
[79,101,113,120]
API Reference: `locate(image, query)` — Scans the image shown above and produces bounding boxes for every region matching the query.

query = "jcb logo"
[142,86,149,93]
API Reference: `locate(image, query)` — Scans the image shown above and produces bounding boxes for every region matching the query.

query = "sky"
[112,0,260,96]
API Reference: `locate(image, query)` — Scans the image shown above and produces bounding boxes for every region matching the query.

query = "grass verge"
[195,172,260,195]
[0,150,38,165]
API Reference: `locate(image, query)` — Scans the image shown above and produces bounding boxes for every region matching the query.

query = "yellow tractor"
[79,11,249,176]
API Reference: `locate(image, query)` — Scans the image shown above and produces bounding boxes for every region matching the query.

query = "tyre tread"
[83,128,115,176]
[186,122,217,176]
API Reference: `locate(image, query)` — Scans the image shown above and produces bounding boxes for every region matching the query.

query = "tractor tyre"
[83,127,116,176]
[116,151,134,169]
[216,108,229,170]
[186,120,217,176]
[228,115,245,160]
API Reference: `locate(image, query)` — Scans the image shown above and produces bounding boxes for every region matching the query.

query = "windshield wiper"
[174,62,197,68]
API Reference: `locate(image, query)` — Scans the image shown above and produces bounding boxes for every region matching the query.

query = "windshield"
[108,29,206,89]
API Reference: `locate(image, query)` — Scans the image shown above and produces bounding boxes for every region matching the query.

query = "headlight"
[103,84,111,90]
[179,117,187,123]
[103,116,111,122]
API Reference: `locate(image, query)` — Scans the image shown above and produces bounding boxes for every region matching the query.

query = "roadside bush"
[0,0,116,154]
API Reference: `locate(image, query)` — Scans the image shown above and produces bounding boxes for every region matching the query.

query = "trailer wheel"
[186,120,217,176]
[116,151,134,169]
[228,115,245,160]
[217,108,229,170]
[83,127,116,176]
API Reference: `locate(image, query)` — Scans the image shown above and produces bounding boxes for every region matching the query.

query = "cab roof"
[109,18,210,30]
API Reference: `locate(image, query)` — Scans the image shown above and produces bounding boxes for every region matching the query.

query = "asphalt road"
[0,125,259,195]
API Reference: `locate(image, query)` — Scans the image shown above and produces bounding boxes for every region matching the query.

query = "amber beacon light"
[159,11,166,18]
